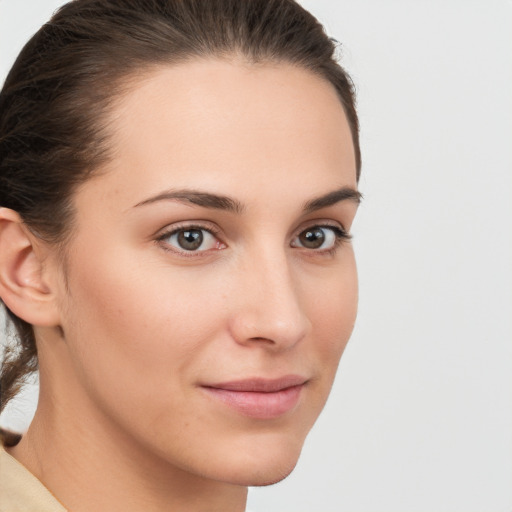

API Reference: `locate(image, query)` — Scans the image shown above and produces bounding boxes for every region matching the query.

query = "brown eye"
[161,227,223,252]
[298,227,326,249]
[291,225,345,251]
[177,229,204,250]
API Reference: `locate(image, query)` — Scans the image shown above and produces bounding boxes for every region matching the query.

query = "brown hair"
[0,0,360,426]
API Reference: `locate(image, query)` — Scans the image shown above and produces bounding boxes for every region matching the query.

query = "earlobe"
[0,208,60,327]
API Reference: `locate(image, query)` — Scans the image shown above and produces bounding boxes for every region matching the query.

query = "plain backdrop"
[1,1,511,511]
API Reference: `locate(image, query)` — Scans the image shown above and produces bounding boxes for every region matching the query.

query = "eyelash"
[155,222,351,257]
[293,224,351,256]
[155,222,224,258]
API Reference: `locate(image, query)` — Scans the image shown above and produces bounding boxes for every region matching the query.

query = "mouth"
[201,375,307,420]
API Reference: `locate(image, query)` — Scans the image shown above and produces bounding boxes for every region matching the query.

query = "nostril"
[247,336,276,345]
[229,306,310,350]
[228,260,311,349]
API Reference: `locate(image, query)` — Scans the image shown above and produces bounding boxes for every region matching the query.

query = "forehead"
[90,58,357,208]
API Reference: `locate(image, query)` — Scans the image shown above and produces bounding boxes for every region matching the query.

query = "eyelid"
[290,221,352,253]
[293,220,350,239]
[156,220,222,237]
[155,221,225,256]
[153,219,351,257]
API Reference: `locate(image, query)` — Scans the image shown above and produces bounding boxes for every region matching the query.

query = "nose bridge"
[230,242,310,348]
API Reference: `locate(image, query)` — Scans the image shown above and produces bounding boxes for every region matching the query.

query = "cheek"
[61,247,225,414]
[306,254,358,371]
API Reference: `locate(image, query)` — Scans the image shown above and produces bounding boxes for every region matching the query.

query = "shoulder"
[0,443,67,512]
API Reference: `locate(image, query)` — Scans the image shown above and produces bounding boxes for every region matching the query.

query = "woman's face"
[49,59,359,486]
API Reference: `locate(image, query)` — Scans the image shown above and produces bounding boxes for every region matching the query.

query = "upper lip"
[203,375,308,393]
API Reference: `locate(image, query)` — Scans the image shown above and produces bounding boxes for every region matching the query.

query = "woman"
[0,0,361,510]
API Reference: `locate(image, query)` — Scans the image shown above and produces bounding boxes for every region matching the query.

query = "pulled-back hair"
[0,0,360,426]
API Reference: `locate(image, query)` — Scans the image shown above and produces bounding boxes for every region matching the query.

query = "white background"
[1,1,511,511]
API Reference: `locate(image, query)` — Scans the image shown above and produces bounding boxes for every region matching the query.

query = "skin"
[3,59,359,512]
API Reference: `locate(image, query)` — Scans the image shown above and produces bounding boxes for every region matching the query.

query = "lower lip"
[202,385,304,420]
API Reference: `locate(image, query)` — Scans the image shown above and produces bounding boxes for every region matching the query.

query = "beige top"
[0,446,67,512]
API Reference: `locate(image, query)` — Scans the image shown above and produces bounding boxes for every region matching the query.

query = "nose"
[228,249,311,350]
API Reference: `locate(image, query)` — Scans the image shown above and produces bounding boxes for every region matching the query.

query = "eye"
[159,226,225,253]
[291,225,348,251]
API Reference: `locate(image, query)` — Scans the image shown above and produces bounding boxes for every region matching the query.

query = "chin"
[221,458,300,487]
[211,435,305,487]
[245,461,299,487]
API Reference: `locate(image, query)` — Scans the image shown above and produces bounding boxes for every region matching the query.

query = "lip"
[201,375,307,419]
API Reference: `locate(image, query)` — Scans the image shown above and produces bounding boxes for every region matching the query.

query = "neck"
[8,382,248,512]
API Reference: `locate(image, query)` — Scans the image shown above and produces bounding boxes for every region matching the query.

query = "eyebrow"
[133,189,244,214]
[133,186,361,214]
[303,187,362,213]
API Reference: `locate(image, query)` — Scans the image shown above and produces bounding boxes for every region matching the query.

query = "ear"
[0,208,61,327]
